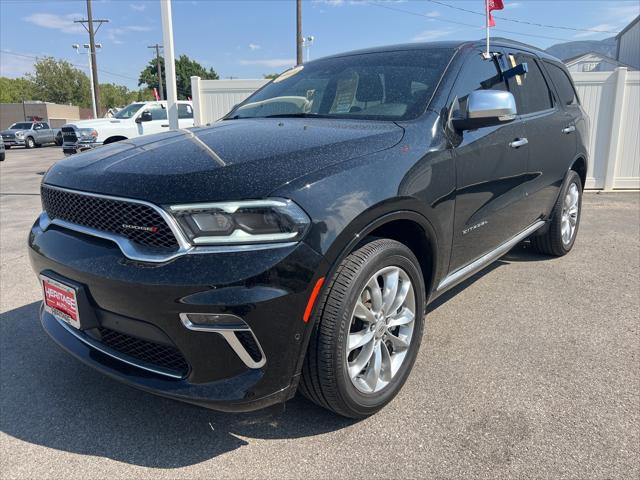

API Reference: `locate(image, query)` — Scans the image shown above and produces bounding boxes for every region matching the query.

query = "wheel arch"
[570,155,587,190]
[103,136,128,145]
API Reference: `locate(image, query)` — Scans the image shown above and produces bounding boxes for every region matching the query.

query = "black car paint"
[28,40,588,411]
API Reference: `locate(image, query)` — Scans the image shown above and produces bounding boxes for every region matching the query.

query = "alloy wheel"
[561,182,579,245]
[346,266,416,394]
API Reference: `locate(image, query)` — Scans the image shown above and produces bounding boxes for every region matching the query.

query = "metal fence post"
[603,67,628,191]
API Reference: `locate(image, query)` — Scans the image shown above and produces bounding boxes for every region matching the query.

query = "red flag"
[488,0,504,27]
[152,87,160,101]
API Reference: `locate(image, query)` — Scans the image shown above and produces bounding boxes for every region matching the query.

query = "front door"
[137,103,170,136]
[448,50,532,272]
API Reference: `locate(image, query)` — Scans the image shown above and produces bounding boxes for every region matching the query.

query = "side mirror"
[451,90,517,131]
[136,111,153,123]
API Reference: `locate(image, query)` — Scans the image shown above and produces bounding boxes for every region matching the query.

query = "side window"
[178,103,193,119]
[543,61,579,106]
[450,52,507,115]
[508,55,554,114]
[146,105,168,120]
[41,122,50,129]
[33,123,42,130]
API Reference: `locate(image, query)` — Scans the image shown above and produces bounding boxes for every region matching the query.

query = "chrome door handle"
[161,124,169,127]
[509,138,528,149]
[562,125,576,134]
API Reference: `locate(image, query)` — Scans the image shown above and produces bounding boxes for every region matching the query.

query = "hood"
[1,128,26,134]
[66,118,129,129]
[44,118,404,204]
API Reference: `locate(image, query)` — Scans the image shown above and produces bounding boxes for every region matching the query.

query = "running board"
[437,220,546,292]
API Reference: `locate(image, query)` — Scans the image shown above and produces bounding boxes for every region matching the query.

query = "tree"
[26,57,92,107]
[138,54,219,100]
[0,77,37,103]
[100,83,147,109]
[263,73,279,80]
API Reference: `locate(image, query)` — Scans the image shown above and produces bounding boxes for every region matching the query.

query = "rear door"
[505,52,577,219]
[41,122,54,143]
[177,103,195,128]
[448,50,531,272]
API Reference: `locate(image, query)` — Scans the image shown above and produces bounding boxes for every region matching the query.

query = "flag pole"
[485,0,490,58]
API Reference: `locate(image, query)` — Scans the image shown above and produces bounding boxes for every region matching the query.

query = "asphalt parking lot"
[1,146,638,479]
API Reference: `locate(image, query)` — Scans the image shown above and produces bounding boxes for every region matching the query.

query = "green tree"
[99,83,143,109]
[26,57,91,107]
[263,73,279,80]
[138,55,219,100]
[0,77,37,103]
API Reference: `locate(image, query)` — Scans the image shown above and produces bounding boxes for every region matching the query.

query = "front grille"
[97,327,189,376]
[41,185,179,251]
[2,133,15,140]
[61,127,77,144]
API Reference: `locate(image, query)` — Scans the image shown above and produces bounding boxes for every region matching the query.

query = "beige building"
[0,102,81,130]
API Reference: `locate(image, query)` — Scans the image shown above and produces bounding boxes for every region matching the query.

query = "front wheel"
[25,137,35,149]
[532,170,582,256]
[300,239,425,418]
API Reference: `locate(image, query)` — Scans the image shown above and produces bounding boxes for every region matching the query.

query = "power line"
[367,2,579,43]
[424,0,621,34]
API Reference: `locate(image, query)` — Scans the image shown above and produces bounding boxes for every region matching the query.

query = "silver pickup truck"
[0,122,61,149]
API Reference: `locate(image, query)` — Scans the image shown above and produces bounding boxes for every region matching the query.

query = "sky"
[1,0,639,90]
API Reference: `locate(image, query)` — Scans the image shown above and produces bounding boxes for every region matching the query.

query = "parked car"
[0,122,60,149]
[0,137,5,161]
[60,100,195,155]
[29,40,588,418]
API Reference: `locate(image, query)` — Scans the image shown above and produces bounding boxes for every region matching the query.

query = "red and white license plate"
[41,275,81,329]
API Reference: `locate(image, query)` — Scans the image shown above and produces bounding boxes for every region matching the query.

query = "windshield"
[228,48,454,121]
[114,103,144,119]
[9,123,33,130]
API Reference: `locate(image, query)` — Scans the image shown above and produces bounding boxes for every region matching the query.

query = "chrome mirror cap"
[452,90,517,131]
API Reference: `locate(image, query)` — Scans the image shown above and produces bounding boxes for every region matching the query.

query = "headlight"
[78,128,98,140]
[169,199,310,245]
[15,131,24,138]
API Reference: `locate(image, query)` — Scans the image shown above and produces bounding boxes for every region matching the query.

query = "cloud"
[573,24,617,38]
[248,43,261,51]
[0,51,36,77]
[129,2,146,11]
[239,58,295,68]
[23,13,85,34]
[425,11,440,18]
[105,25,152,44]
[412,29,451,42]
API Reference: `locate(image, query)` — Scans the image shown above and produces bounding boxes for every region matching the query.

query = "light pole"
[303,35,315,62]
[73,42,101,118]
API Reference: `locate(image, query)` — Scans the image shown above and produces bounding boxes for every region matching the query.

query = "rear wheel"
[532,170,582,256]
[300,239,425,418]
[25,137,35,149]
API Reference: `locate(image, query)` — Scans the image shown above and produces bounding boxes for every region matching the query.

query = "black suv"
[29,40,588,418]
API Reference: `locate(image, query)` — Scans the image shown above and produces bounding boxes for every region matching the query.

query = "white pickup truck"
[61,101,194,155]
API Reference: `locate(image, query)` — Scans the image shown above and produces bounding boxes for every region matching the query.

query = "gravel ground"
[1,147,639,479]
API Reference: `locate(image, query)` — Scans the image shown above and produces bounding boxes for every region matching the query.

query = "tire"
[25,137,35,149]
[0,153,4,161]
[300,238,426,418]
[532,170,582,256]
[4,145,10,150]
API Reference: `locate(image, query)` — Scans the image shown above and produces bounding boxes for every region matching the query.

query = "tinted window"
[544,62,578,105]
[450,52,507,115]
[229,49,454,121]
[178,103,193,119]
[146,104,167,120]
[509,55,553,114]
[41,122,50,129]
[10,122,33,129]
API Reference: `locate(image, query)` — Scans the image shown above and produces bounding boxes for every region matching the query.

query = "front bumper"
[3,138,25,146]
[29,218,327,411]
[62,141,101,155]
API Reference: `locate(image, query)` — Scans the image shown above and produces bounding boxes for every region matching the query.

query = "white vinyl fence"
[192,70,640,190]
[573,68,639,190]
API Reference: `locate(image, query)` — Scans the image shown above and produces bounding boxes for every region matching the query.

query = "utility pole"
[75,0,108,116]
[147,44,164,101]
[296,0,303,66]
[160,0,178,130]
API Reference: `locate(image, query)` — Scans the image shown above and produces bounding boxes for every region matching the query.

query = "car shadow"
[0,302,355,468]
[428,242,547,313]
